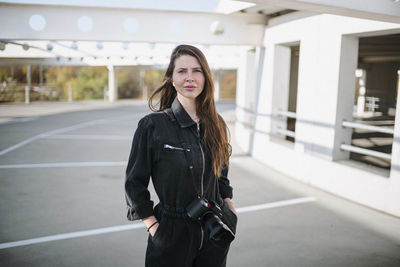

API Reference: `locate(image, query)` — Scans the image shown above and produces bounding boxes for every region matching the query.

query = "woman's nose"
[186,72,194,81]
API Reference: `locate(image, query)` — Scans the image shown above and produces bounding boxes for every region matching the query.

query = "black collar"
[171,97,197,128]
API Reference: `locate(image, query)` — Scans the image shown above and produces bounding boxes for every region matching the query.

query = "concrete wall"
[236,13,400,217]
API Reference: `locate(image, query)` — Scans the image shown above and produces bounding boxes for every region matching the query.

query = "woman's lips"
[184,86,196,90]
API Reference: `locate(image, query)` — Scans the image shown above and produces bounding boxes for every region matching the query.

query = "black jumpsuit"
[125,97,237,267]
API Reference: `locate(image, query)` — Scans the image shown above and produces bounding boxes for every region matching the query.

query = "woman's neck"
[177,95,199,123]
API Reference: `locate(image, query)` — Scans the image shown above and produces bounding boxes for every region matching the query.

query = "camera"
[186,196,235,247]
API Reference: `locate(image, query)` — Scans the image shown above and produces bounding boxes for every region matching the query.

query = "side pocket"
[221,204,238,234]
[150,205,163,242]
[151,222,162,241]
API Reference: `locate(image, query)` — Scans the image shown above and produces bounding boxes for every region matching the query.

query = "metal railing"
[340,144,391,160]
[276,109,296,139]
[276,110,297,119]
[277,128,296,138]
[342,121,394,135]
[341,120,393,160]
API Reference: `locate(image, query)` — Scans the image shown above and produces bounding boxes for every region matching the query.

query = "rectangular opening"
[286,45,299,142]
[271,43,300,145]
[345,34,399,171]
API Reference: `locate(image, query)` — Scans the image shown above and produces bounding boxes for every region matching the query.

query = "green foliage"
[45,66,107,100]
[117,69,141,99]
[0,65,237,102]
[0,77,25,102]
[220,70,237,100]
[144,69,165,97]
[72,67,107,100]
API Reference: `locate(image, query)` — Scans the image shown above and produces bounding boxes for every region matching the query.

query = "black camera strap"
[163,108,201,196]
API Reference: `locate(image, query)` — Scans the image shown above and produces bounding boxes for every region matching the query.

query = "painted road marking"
[0,197,316,250]
[236,197,317,213]
[0,114,137,156]
[0,162,127,169]
[0,224,145,250]
[44,134,132,140]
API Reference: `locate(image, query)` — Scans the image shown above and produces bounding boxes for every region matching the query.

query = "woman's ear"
[170,79,175,87]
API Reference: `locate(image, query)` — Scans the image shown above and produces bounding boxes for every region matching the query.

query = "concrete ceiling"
[359,34,400,63]
[0,0,399,67]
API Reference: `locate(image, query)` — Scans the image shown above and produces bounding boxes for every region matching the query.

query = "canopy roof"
[1,0,399,67]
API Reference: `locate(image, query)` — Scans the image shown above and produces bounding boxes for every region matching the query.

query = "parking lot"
[0,101,399,267]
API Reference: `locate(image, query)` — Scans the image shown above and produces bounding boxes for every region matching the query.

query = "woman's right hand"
[142,216,159,237]
[148,223,159,237]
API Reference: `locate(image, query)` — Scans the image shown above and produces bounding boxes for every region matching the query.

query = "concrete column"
[332,36,359,160]
[253,46,265,115]
[68,85,72,102]
[235,48,257,153]
[107,65,117,102]
[236,48,256,110]
[388,73,400,216]
[104,86,108,101]
[270,45,291,136]
[249,46,265,153]
[25,65,31,104]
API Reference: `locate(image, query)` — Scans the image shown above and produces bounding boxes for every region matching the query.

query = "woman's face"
[171,55,205,101]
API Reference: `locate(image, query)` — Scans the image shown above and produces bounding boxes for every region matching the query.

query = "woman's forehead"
[174,55,201,68]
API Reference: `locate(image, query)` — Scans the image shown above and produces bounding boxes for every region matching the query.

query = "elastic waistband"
[156,203,187,218]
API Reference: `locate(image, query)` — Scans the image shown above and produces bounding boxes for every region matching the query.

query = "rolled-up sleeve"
[125,116,155,221]
[218,166,233,199]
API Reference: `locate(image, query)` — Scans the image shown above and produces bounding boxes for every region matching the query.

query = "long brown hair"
[149,44,231,177]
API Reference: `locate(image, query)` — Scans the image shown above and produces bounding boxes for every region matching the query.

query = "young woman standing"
[125,44,237,267]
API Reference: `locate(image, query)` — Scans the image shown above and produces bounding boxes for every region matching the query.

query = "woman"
[125,44,237,267]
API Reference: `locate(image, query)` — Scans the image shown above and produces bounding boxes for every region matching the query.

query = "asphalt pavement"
[0,100,399,267]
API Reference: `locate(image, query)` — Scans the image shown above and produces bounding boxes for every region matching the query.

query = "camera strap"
[163,108,201,196]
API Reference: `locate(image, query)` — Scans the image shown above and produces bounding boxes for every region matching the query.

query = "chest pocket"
[158,142,191,167]
[163,144,190,153]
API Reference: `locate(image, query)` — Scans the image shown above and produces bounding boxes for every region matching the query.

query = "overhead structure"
[1,0,400,217]
[1,0,399,66]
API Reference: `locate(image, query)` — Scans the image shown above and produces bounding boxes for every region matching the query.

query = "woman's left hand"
[224,198,237,216]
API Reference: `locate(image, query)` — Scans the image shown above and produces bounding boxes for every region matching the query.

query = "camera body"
[186,196,235,247]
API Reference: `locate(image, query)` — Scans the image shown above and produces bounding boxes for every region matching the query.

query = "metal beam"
[248,0,400,24]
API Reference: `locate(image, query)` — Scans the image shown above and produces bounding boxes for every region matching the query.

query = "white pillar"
[270,45,291,136]
[107,65,117,102]
[25,65,31,104]
[388,70,400,216]
[104,86,108,101]
[236,48,256,110]
[68,85,72,102]
[25,86,29,104]
[235,48,257,153]
[332,36,359,160]
[235,47,266,154]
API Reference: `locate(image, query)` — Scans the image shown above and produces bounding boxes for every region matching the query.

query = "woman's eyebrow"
[176,66,202,70]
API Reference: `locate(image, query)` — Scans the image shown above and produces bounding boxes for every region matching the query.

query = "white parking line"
[0,114,136,156]
[0,224,145,250]
[44,134,132,140]
[0,161,127,169]
[0,197,316,250]
[236,197,316,213]
[0,120,104,156]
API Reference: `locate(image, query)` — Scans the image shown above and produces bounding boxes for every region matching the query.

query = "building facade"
[236,12,400,217]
